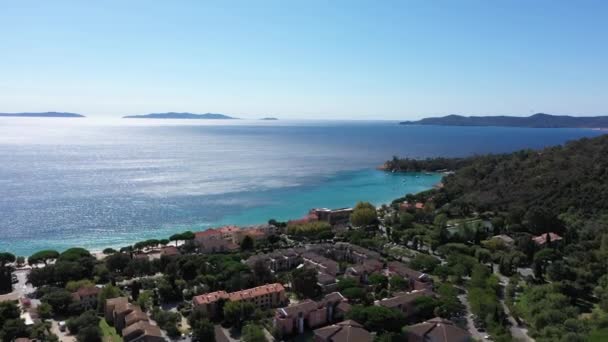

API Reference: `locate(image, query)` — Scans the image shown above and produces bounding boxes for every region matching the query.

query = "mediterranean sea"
[0,118,603,256]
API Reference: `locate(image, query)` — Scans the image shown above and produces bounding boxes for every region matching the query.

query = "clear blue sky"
[1,1,607,120]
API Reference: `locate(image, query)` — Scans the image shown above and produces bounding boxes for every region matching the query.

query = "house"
[192,291,229,319]
[198,237,239,254]
[105,297,140,332]
[302,252,340,276]
[490,234,515,247]
[310,208,353,225]
[160,246,180,257]
[388,261,432,290]
[317,273,339,293]
[375,289,435,319]
[274,292,349,337]
[71,286,101,310]
[532,232,563,247]
[313,320,372,342]
[345,259,384,284]
[193,283,286,319]
[122,321,164,342]
[405,317,472,342]
[400,202,425,211]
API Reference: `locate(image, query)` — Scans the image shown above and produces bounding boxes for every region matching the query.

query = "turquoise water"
[0,118,602,256]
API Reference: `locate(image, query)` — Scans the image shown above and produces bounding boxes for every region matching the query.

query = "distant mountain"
[260,117,278,120]
[400,113,608,128]
[0,112,85,118]
[123,112,237,120]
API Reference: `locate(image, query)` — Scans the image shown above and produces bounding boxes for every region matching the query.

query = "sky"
[1,1,607,120]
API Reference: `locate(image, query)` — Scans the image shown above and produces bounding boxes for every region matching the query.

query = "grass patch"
[589,328,608,342]
[99,319,121,342]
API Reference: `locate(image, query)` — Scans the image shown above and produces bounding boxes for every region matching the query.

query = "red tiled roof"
[193,291,228,306]
[532,232,562,245]
[228,283,284,301]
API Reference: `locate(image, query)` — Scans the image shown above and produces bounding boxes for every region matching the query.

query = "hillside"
[389,135,608,217]
[400,113,608,128]
[123,112,237,119]
[0,112,85,118]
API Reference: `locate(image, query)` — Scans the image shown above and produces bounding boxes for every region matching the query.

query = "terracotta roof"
[388,261,427,280]
[125,307,149,326]
[218,226,240,234]
[122,320,163,338]
[73,286,101,300]
[532,232,563,245]
[161,246,180,256]
[349,259,384,275]
[228,283,284,302]
[195,229,223,239]
[314,320,372,342]
[377,289,434,309]
[106,297,129,310]
[407,317,471,342]
[193,291,228,306]
[415,202,425,209]
[277,299,320,318]
[336,301,352,314]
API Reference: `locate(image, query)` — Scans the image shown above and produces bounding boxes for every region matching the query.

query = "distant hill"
[260,117,278,120]
[0,112,85,118]
[400,113,608,128]
[123,112,237,120]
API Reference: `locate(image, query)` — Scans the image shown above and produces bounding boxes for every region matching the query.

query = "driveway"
[458,293,489,341]
[0,269,34,302]
[50,320,76,342]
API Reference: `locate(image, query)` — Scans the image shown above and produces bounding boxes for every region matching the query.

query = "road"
[458,293,490,341]
[0,269,35,302]
[492,268,535,342]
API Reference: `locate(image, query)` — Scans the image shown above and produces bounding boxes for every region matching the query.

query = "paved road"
[0,269,34,302]
[50,320,76,342]
[492,268,534,342]
[458,293,490,341]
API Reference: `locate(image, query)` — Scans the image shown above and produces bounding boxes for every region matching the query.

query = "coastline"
[1,169,441,257]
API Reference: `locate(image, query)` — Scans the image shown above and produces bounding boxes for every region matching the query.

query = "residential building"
[71,286,101,310]
[313,320,372,342]
[405,317,472,342]
[310,208,353,225]
[375,289,435,319]
[388,261,432,290]
[160,246,180,257]
[274,292,348,337]
[345,259,384,284]
[490,234,515,247]
[317,273,339,293]
[122,321,165,342]
[532,232,563,246]
[193,283,286,319]
[302,252,340,276]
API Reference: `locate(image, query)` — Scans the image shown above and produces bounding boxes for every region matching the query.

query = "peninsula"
[123,112,237,119]
[260,117,278,120]
[400,113,608,128]
[0,112,85,118]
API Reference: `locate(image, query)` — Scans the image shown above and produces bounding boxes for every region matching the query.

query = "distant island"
[123,112,237,119]
[0,112,85,118]
[400,113,608,128]
[260,117,278,120]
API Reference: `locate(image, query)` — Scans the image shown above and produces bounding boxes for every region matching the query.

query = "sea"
[0,118,603,256]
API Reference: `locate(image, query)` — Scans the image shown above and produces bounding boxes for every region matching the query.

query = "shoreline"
[2,169,441,257]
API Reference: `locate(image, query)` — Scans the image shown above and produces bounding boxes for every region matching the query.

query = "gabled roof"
[407,317,471,342]
[314,320,372,342]
[122,321,163,338]
[532,232,562,245]
[376,289,434,309]
[193,291,228,305]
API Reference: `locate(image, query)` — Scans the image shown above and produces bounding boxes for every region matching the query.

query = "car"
[59,321,66,332]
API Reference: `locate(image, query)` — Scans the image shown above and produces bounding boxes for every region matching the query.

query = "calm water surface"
[0,118,602,255]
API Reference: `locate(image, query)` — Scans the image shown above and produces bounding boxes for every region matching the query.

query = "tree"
[0,252,15,294]
[242,323,266,342]
[240,235,255,251]
[67,310,100,334]
[223,301,256,327]
[105,253,131,273]
[389,276,408,292]
[29,250,60,266]
[42,288,74,315]
[350,202,377,227]
[192,318,215,342]
[369,273,388,291]
[346,305,405,333]
[97,284,121,312]
[0,318,28,341]
[77,325,102,342]
[291,268,319,299]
